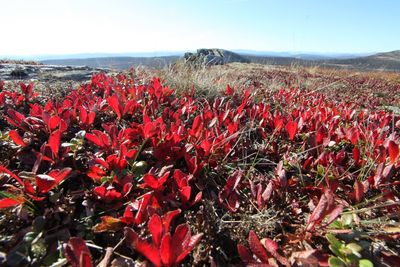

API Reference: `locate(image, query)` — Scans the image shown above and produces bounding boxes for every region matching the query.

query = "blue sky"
[0,0,399,56]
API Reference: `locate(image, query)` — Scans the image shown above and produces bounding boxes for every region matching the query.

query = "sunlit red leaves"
[65,237,93,267]
[124,212,202,267]
[48,130,61,157]
[5,109,28,131]
[225,84,234,96]
[20,82,38,100]
[285,120,298,140]
[107,94,140,120]
[78,106,96,129]
[93,186,123,202]
[141,171,170,191]
[85,130,110,150]
[0,196,24,209]
[35,168,72,194]
[388,140,399,164]
[2,72,400,266]
[173,169,202,207]
[8,130,28,147]
[238,231,290,266]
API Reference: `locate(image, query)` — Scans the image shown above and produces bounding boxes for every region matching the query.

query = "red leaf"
[125,227,161,267]
[285,120,298,140]
[248,231,269,263]
[85,131,107,148]
[262,238,290,267]
[176,232,203,264]
[225,84,234,96]
[9,130,27,147]
[162,209,181,234]
[143,121,159,139]
[219,170,242,212]
[353,180,364,203]
[49,167,72,184]
[107,94,122,119]
[80,253,92,267]
[237,244,254,264]
[87,166,106,181]
[36,174,55,194]
[190,115,203,137]
[36,168,71,194]
[274,116,284,132]
[388,140,399,164]
[180,186,191,203]
[135,193,152,225]
[48,130,61,157]
[0,165,24,185]
[149,214,163,247]
[79,106,88,123]
[171,224,196,264]
[48,116,61,131]
[306,189,336,232]
[88,111,96,124]
[143,173,160,189]
[160,233,173,266]
[64,237,93,267]
[94,186,122,202]
[0,197,24,209]
[352,147,360,165]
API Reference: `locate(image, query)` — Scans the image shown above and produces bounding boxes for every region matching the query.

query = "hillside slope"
[42,56,179,70]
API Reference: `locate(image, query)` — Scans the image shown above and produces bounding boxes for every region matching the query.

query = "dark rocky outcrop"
[184,49,250,66]
[0,63,109,81]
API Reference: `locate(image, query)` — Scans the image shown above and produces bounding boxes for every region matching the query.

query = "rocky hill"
[184,48,250,66]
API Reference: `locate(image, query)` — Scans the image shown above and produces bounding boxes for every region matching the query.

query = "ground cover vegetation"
[0,65,399,266]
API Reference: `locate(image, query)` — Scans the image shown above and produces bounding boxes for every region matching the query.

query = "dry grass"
[134,61,400,108]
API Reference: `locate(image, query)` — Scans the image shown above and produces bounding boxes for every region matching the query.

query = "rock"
[183,48,250,67]
[203,55,223,66]
[0,63,110,82]
[10,67,29,78]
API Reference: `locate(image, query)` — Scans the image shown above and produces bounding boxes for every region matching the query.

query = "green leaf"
[330,220,343,229]
[341,214,353,226]
[329,256,346,267]
[359,259,373,267]
[346,243,362,257]
[329,245,342,257]
[326,234,343,249]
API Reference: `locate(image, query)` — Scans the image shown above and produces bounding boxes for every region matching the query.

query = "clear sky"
[1,0,399,56]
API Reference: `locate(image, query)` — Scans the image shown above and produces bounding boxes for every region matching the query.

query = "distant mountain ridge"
[243,50,400,71]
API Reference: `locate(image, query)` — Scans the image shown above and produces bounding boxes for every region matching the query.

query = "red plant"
[219,170,243,212]
[124,209,202,267]
[238,231,290,267]
[64,237,93,267]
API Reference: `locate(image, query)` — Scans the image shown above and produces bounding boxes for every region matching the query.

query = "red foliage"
[0,72,399,266]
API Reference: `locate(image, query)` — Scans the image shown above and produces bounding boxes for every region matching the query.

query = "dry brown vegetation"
[148,62,400,109]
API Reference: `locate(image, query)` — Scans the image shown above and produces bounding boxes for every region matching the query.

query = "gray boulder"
[183,48,250,67]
